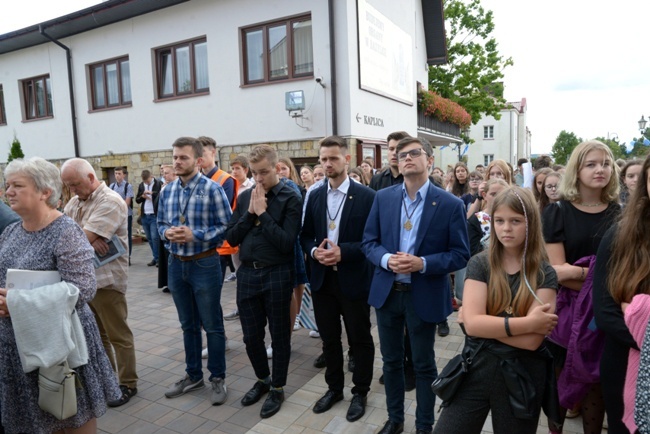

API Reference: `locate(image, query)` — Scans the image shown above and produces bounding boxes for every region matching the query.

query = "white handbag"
[38,361,78,420]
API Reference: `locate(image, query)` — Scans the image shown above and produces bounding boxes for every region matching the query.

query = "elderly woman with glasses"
[0,157,120,434]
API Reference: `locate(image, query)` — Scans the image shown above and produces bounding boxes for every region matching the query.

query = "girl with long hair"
[533,167,553,203]
[485,159,513,185]
[348,167,368,186]
[467,178,509,257]
[450,162,470,197]
[538,171,562,214]
[542,140,621,434]
[593,153,650,434]
[300,165,315,190]
[433,186,558,434]
[619,159,642,206]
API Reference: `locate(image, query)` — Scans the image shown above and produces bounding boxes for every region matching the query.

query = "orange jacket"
[210,169,239,256]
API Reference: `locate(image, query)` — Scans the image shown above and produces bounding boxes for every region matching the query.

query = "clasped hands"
[248,184,268,216]
[388,252,423,274]
[165,226,194,244]
[313,238,341,266]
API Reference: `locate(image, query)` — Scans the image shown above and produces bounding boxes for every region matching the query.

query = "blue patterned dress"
[0,216,121,433]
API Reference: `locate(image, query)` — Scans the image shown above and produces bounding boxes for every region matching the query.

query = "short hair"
[114,166,126,173]
[395,136,433,157]
[5,157,62,208]
[475,164,484,169]
[197,136,217,149]
[249,144,278,165]
[552,164,565,171]
[141,170,152,180]
[313,164,323,169]
[560,140,619,203]
[319,135,348,151]
[231,155,250,170]
[517,158,528,167]
[161,164,173,170]
[172,136,203,158]
[533,155,552,171]
[387,131,410,143]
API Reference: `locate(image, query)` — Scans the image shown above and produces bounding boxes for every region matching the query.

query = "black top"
[542,200,620,264]
[467,252,557,313]
[593,224,638,350]
[467,214,483,257]
[369,168,403,191]
[226,180,302,265]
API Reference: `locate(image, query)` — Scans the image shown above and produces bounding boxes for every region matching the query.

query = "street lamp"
[639,115,647,134]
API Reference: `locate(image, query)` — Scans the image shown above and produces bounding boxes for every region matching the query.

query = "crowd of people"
[0,133,648,434]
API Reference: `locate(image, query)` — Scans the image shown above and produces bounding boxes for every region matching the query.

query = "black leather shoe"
[415,429,432,434]
[347,353,355,372]
[377,420,404,434]
[346,394,367,422]
[437,320,450,337]
[260,388,284,418]
[147,260,157,266]
[404,365,416,392]
[241,381,270,406]
[313,353,327,369]
[313,389,344,414]
[378,374,384,384]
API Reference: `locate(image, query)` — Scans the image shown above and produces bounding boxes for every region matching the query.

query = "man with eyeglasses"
[362,137,470,434]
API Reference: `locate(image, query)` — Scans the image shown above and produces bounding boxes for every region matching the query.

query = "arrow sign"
[356,113,361,122]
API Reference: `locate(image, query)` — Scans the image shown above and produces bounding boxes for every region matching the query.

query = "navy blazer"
[301,180,376,301]
[361,182,470,323]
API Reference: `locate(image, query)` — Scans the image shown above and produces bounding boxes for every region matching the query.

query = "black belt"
[392,282,411,292]
[172,249,217,262]
[242,261,273,270]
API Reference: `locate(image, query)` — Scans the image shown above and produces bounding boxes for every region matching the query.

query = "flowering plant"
[418,89,472,129]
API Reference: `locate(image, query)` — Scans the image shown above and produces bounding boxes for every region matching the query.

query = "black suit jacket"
[135,178,162,215]
[300,179,375,301]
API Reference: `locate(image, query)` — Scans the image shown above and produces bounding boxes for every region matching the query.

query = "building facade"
[0,0,455,184]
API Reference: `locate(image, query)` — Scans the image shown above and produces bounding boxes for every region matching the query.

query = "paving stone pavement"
[99,244,604,434]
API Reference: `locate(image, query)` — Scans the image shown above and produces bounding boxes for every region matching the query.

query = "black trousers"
[237,262,293,388]
[312,269,374,396]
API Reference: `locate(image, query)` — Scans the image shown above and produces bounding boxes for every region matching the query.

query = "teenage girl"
[433,186,558,434]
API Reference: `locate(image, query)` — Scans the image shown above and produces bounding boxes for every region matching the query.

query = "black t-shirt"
[466,252,558,316]
[542,200,620,264]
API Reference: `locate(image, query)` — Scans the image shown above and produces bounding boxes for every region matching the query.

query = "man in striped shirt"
[157,137,232,406]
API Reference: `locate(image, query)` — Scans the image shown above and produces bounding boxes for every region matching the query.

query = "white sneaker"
[266,345,273,359]
[309,330,320,338]
[293,317,301,331]
[202,347,208,359]
[225,273,237,282]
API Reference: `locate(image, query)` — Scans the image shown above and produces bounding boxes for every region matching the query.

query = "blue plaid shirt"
[157,171,232,256]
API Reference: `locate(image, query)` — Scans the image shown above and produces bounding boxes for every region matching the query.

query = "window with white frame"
[241,14,313,84]
[22,75,53,120]
[484,154,494,166]
[155,37,209,99]
[483,125,494,139]
[89,56,132,110]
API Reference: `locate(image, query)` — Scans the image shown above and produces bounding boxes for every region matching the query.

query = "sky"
[2,1,649,155]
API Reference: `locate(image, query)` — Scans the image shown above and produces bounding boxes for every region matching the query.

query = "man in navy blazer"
[362,137,470,434]
[301,136,376,422]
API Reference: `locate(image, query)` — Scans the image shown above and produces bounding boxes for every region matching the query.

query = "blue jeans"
[376,289,438,431]
[141,214,159,262]
[168,253,226,381]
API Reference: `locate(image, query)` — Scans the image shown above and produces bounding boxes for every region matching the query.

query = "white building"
[0,0,458,180]
[434,98,531,171]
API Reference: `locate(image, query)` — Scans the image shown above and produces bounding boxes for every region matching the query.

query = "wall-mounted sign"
[355,113,384,127]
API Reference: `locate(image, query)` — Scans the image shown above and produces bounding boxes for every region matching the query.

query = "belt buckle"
[253,261,264,270]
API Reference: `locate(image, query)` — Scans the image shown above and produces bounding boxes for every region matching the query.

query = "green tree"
[7,136,25,163]
[428,0,514,124]
[628,128,650,158]
[595,136,626,161]
[551,131,581,165]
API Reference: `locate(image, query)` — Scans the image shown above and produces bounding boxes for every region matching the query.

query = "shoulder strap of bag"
[464,339,486,366]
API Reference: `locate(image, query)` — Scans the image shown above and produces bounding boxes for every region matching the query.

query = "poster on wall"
[357,0,414,105]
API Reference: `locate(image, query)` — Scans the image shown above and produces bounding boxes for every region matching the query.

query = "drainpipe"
[39,25,80,158]
[328,0,338,135]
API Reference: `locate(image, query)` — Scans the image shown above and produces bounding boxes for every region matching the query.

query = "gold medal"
[403,220,413,231]
[255,218,261,226]
[329,220,336,230]
[179,214,186,224]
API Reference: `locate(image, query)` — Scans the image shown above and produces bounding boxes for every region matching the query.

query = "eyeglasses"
[398,148,426,161]
[469,177,482,181]
[544,184,558,191]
